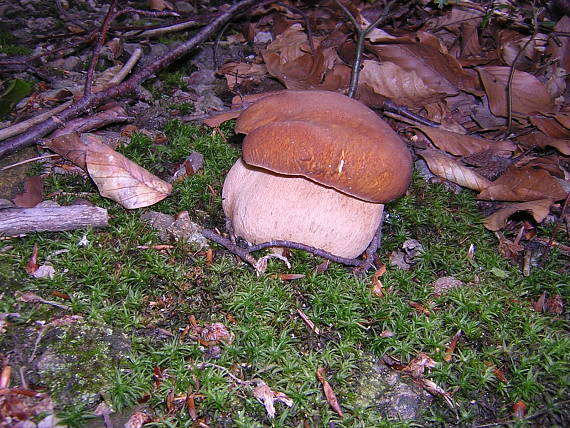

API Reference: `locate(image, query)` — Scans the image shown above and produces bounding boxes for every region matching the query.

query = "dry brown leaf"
[149,0,172,11]
[404,352,437,378]
[478,166,566,202]
[408,301,431,316]
[367,42,478,95]
[124,411,153,428]
[252,381,293,419]
[371,264,386,297]
[477,66,556,117]
[200,322,233,344]
[419,149,492,191]
[359,60,449,107]
[484,199,554,231]
[516,131,570,156]
[202,110,242,128]
[219,62,267,90]
[554,113,570,129]
[530,116,570,138]
[46,132,172,208]
[547,16,570,72]
[415,126,515,156]
[316,367,343,418]
[546,294,565,315]
[443,330,462,362]
[416,378,456,408]
[261,24,350,91]
[25,244,39,274]
[533,291,547,312]
[13,176,44,208]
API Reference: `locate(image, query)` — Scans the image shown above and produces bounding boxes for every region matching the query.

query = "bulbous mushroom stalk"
[222,90,412,261]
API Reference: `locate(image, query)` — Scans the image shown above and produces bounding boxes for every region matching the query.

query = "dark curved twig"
[0,0,273,159]
[334,0,398,98]
[201,214,384,274]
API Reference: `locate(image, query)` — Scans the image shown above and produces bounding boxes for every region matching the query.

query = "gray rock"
[353,357,432,422]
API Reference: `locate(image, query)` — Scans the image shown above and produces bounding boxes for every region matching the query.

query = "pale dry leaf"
[417,378,456,408]
[404,352,437,378]
[371,264,387,297]
[85,137,172,209]
[200,322,233,344]
[484,199,554,231]
[360,60,449,106]
[124,411,153,428]
[477,66,556,117]
[419,149,492,191]
[516,131,570,156]
[530,116,570,138]
[219,62,267,90]
[253,381,293,419]
[478,166,567,202]
[415,125,515,156]
[367,42,479,94]
[316,367,343,417]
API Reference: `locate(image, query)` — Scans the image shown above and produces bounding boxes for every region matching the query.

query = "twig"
[276,1,315,54]
[108,47,143,85]
[0,0,271,159]
[506,5,538,134]
[198,362,252,386]
[334,0,398,98]
[84,0,119,97]
[0,154,59,172]
[0,101,73,142]
[379,100,440,127]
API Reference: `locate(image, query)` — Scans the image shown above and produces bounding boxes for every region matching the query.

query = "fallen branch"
[0,206,108,235]
[0,0,270,159]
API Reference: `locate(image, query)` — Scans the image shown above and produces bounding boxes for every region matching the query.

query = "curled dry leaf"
[414,126,515,156]
[316,367,343,417]
[252,381,293,419]
[477,66,556,117]
[371,264,387,297]
[516,131,570,156]
[404,352,437,378]
[512,400,527,418]
[124,411,153,428]
[484,199,554,231]
[478,166,567,202]
[25,243,39,274]
[13,176,44,208]
[200,322,233,344]
[419,149,492,191]
[359,60,449,106]
[530,116,570,138]
[45,132,172,209]
[443,330,462,362]
[219,62,267,90]
[417,378,456,408]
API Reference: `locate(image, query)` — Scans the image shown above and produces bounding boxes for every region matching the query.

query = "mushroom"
[222,90,412,259]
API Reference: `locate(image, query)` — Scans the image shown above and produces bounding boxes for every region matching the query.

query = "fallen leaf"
[219,62,267,90]
[530,116,570,138]
[477,66,556,117]
[316,367,343,418]
[517,131,570,156]
[13,176,44,208]
[274,273,305,280]
[419,149,492,191]
[415,126,515,156]
[512,400,527,418]
[46,132,171,209]
[408,301,430,316]
[371,264,386,297]
[252,381,293,419]
[124,411,153,428]
[546,294,564,315]
[484,199,554,231]
[25,243,39,274]
[443,330,462,362]
[416,378,456,408]
[533,291,548,312]
[404,352,437,378]
[478,167,566,202]
[200,322,233,344]
[379,330,395,337]
[484,362,509,383]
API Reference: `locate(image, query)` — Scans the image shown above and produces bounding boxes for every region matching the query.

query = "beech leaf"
[419,149,492,191]
[415,125,515,156]
[483,199,554,231]
[252,381,293,419]
[477,66,556,117]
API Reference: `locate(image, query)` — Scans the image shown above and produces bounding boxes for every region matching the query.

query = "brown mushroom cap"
[235,90,412,203]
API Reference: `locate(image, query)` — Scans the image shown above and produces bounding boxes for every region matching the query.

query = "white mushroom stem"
[222,159,384,259]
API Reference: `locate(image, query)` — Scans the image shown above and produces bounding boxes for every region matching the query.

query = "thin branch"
[0,0,271,159]
[84,0,119,97]
[334,0,398,98]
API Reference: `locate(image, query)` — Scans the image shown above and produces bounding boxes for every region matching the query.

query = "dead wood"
[0,0,269,160]
[0,206,108,235]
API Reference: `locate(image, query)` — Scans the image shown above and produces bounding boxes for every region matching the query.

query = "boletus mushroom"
[222,90,412,259]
